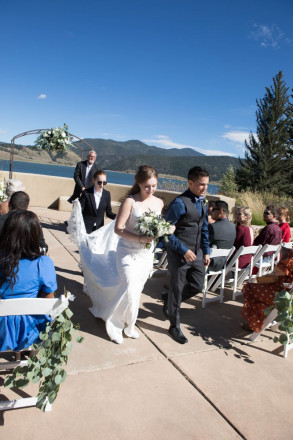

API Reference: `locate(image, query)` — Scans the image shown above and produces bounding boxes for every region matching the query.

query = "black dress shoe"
[168,326,188,344]
[161,292,169,319]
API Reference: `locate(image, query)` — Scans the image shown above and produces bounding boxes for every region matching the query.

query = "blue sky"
[1,0,293,157]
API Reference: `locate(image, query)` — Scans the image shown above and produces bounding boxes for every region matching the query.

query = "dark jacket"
[208,218,236,271]
[68,160,100,203]
[79,186,116,234]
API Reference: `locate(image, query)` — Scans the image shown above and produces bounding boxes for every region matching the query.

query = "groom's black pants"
[167,247,205,329]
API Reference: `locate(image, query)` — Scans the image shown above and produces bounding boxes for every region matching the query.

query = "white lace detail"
[67,200,87,247]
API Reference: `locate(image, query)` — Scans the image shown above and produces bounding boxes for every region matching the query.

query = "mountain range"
[0,138,240,182]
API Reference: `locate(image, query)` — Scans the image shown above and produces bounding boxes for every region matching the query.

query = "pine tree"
[236,71,293,195]
[220,165,238,197]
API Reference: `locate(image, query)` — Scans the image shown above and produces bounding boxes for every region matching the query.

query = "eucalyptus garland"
[266,287,293,345]
[4,306,84,411]
[34,123,74,153]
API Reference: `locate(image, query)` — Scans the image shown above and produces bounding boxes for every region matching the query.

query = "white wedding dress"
[68,197,158,344]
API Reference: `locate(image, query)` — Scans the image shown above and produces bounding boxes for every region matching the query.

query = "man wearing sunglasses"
[254,206,282,254]
[68,150,99,203]
[79,170,116,234]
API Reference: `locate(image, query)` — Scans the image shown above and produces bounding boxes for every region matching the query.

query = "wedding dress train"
[68,198,156,344]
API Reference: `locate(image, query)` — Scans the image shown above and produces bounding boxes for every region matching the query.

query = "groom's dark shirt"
[165,189,210,256]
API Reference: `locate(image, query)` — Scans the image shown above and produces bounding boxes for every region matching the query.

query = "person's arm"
[74,163,85,191]
[38,256,57,298]
[79,191,87,212]
[202,208,210,265]
[164,198,189,256]
[114,197,153,244]
[105,192,116,220]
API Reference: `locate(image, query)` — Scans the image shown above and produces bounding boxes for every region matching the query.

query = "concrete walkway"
[1,208,293,440]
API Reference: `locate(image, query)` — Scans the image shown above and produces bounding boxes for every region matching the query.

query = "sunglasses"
[97,181,107,186]
[264,211,272,215]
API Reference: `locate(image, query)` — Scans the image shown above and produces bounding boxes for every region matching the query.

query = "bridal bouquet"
[34,123,74,153]
[135,210,173,250]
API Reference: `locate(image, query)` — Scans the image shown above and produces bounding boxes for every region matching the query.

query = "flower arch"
[9,125,95,178]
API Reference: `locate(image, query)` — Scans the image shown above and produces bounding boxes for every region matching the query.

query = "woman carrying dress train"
[73,165,163,344]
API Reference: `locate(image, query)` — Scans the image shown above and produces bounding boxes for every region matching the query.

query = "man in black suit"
[79,170,116,234]
[208,200,236,271]
[68,150,99,203]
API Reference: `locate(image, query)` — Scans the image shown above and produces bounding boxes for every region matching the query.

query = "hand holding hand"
[184,249,196,262]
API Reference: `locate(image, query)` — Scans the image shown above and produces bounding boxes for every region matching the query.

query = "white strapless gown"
[68,197,157,344]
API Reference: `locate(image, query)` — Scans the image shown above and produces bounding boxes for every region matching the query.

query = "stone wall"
[2,171,235,214]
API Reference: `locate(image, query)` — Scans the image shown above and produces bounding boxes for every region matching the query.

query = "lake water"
[0,159,220,194]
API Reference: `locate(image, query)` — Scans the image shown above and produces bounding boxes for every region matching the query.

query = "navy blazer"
[79,186,116,234]
[68,160,100,202]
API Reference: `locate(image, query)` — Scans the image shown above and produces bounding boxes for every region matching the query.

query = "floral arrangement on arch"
[34,124,74,153]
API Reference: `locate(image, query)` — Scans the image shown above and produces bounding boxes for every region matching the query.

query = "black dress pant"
[167,246,205,329]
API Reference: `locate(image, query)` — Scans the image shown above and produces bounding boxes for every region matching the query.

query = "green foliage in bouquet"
[34,123,74,153]
[4,303,84,411]
[266,287,293,345]
[135,210,173,250]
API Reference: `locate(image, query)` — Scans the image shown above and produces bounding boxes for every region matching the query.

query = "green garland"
[4,306,83,411]
[266,287,293,345]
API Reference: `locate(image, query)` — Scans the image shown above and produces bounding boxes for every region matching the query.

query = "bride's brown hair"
[128,165,158,196]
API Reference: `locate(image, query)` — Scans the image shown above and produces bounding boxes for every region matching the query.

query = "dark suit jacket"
[68,160,99,202]
[208,218,236,271]
[79,186,116,234]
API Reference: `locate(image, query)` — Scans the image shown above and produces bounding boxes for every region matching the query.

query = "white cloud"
[37,94,47,99]
[249,23,291,49]
[0,128,7,134]
[222,131,251,144]
[143,135,236,157]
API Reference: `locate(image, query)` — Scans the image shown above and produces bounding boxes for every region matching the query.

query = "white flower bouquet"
[34,123,74,153]
[135,210,173,250]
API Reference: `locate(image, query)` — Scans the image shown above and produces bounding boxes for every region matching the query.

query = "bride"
[69,165,163,344]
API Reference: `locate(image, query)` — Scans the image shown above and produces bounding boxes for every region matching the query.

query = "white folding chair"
[209,245,265,300]
[249,308,293,358]
[202,247,235,308]
[231,245,263,300]
[256,244,282,276]
[0,295,69,412]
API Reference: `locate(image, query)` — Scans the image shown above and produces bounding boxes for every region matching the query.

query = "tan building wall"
[2,171,235,214]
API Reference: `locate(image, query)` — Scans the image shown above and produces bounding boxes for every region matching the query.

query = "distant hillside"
[0,138,240,181]
[72,138,205,157]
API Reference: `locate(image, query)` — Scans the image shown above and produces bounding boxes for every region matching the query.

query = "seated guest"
[254,206,282,257]
[241,249,293,332]
[0,210,57,351]
[277,207,291,243]
[234,206,254,268]
[0,191,48,253]
[79,170,116,234]
[0,179,25,215]
[208,200,236,271]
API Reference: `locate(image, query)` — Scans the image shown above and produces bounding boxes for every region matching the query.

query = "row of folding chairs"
[201,242,283,307]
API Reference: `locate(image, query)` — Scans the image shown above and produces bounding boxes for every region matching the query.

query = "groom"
[163,166,210,344]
